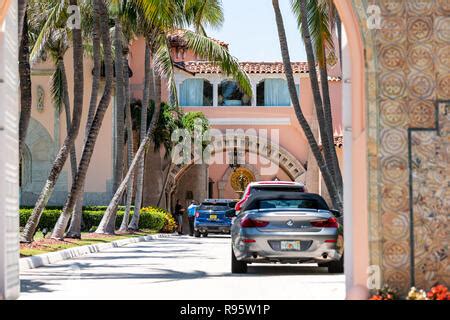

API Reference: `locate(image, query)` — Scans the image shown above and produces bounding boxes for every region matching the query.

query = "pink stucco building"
[21,33,343,210]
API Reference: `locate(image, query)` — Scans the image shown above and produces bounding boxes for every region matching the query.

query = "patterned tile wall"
[351,0,449,293]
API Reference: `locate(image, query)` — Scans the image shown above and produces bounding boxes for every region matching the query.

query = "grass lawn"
[20,230,158,257]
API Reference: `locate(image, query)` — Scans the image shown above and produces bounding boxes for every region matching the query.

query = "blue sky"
[205,0,307,62]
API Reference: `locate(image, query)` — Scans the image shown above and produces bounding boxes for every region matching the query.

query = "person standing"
[187,200,198,236]
[174,200,184,235]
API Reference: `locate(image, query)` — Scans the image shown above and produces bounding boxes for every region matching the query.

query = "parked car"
[234,181,306,213]
[194,199,238,237]
[231,191,343,274]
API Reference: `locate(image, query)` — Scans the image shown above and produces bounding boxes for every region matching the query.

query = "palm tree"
[128,43,152,230]
[112,14,126,195]
[96,11,252,234]
[271,0,342,211]
[18,0,28,43]
[20,0,85,243]
[119,47,135,232]
[66,0,103,238]
[18,8,32,157]
[51,0,114,239]
[291,0,343,196]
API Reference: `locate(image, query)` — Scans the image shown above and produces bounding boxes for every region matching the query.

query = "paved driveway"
[20,235,345,300]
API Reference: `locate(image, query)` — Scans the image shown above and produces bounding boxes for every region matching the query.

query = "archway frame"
[333,0,374,299]
[165,136,308,198]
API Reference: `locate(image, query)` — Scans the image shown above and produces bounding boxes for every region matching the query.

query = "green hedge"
[19,208,163,233]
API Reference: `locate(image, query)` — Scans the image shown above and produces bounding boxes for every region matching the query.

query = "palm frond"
[182,30,251,96]
[152,33,178,106]
[51,61,65,113]
[290,0,335,67]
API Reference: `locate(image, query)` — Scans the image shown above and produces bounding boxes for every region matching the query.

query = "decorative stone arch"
[165,138,307,197]
[20,118,67,204]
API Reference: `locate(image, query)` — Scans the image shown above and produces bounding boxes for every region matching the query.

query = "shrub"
[139,206,177,233]
[161,212,177,233]
[139,207,166,231]
[19,207,164,233]
[19,209,62,231]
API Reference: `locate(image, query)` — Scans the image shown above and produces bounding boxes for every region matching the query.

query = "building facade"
[22,34,344,211]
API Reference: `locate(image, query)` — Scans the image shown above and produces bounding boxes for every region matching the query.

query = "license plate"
[281,241,301,251]
[209,214,217,220]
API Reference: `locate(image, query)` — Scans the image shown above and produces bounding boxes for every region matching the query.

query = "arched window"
[256,79,299,106]
[179,79,213,106]
[218,80,251,106]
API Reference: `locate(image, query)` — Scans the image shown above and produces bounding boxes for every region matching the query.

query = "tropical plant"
[51,0,114,239]
[129,44,152,230]
[66,0,103,238]
[271,0,342,212]
[18,8,32,156]
[95,0,251,234]
[291,0,343,195]
[20,0,85,243]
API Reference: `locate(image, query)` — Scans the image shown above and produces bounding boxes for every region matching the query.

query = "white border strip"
[19,233,176,271]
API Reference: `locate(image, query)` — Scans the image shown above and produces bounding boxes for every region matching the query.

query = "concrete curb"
[20,233,176,271]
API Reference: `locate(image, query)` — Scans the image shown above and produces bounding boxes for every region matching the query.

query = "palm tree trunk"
[298,0,342,206]
[129,43,152,230]
[156,159,172,207]
[51,0,113,240]
[65,8,102,238]
[20,0,85,243]
[18,0,27,43]
[19,11,32,156]
[98,72,162,234]
[113,18,125,194]
[96,102,161,234]
[271,0,342,211]
[319,54,343,194]
[119,51,134,232]
[58,58,82,238]
[58,59,79,198]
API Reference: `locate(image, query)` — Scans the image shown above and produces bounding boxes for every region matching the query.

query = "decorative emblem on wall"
[36,85,45,113]
[230,167,255,193]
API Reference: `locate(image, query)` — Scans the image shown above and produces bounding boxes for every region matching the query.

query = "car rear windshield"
[256,199,328,210]
[199,203,232,211]
[252,186,304,193]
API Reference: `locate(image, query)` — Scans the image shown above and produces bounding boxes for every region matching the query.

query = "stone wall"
[352,0,449,293]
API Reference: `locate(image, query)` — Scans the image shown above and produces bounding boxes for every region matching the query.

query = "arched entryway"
[164,139,307,211]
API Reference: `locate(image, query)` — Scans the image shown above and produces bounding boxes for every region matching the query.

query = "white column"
[0,0,20,300]
[175,80,182,105]
[341,27,356,298]
[212,81,219,107]
[251,81,257,107]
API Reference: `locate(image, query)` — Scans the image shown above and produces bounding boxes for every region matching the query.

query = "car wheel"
[326,256,344,274]
[194,231,201,238]
[202,233,208,238]
[231,246,247,274]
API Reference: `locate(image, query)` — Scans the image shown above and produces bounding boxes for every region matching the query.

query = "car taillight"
[240,217,269,228]
[310,217,339,228]
[195,211,200,218]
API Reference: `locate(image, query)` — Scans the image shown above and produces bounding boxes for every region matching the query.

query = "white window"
[256,79,299,106]
[179,79,213,106]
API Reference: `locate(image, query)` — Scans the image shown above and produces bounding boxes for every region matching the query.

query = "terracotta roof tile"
[181,61,309,74]
[168,29,229,48]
